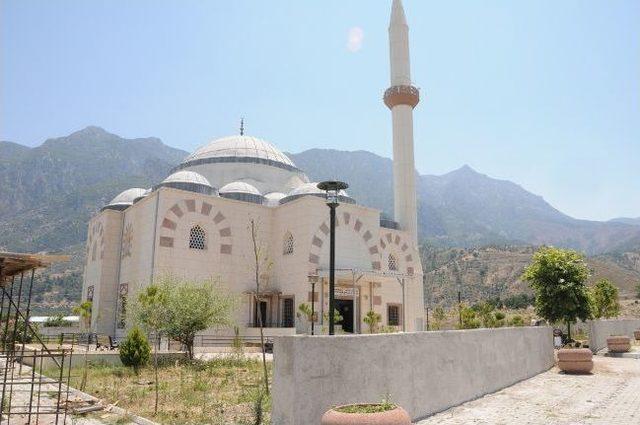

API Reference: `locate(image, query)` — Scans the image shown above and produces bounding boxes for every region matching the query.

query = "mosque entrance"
[335,299,354,333]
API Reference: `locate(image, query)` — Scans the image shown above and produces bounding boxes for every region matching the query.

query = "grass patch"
[47,357,272,424]
[335,402,396,414]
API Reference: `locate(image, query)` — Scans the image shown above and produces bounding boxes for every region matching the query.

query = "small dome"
[103,188,147,211]
[162,170,211,186]
[219,181,264,204]
[132,188,152,204]
[183,135,297,169]
[263,192,286,207]
[219,181,261,195]
[158,171,216,195]
[280,183,356,205]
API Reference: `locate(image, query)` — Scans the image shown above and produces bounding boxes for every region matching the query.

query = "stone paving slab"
[416,356,640,425]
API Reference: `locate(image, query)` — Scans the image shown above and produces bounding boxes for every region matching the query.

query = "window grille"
[283,232,294,255]
[189,225,207,250]
[388,304,400,326]
[282,298,294,327]
[388,254,398,271]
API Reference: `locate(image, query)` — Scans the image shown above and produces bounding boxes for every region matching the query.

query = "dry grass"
[57,356,271,425]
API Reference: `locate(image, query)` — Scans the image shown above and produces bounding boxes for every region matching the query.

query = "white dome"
[219,181,262,195]
[184,135,296,168]
[108,188,147,207]
[163,171,211,187]
[264,192,286,207]
[288,182,324,197]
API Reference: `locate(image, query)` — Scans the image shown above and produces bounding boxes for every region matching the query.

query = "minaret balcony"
[383,85,420,109]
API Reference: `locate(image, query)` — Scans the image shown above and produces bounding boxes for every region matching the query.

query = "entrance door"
[335,299,354,333]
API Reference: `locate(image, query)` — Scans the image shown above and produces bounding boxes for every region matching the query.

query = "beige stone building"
[82,0,424,339]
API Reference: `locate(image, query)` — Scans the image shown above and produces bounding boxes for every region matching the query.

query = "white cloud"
[346,27,364,52]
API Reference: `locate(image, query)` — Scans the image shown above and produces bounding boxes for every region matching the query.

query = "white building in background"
[82,0,424,339]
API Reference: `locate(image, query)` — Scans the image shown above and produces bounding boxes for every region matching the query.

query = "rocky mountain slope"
[1,127,639,313]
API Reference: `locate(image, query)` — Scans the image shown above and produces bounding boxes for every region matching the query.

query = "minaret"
[384,0,420,246]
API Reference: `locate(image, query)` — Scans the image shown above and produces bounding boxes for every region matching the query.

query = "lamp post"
[307,274,319,335]
[317,180,349,335]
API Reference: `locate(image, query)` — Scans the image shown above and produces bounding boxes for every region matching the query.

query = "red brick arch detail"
[158,199,233,254]
[380,232,416,276]
[307,213,381,272]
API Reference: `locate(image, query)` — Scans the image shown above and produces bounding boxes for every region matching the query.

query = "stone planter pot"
[557,348,593,374]
[607,336,631,353]
[321,404,411,425]
[634,330,640,341]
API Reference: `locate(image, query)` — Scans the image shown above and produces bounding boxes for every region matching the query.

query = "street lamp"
[307,274,319,335]
[317,180,349,335]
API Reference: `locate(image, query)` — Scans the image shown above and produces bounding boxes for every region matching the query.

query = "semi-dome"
[219,181,264,204]
[157,171,216,195]
[171,134,309,195]
[280,183,355,205]
[263,192,286,207]
[103,188,147,211]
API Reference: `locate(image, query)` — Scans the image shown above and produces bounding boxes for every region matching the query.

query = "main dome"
[173,134,309,195]
[182,135,297,170]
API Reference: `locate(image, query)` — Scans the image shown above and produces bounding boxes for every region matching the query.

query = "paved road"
[417,356,640,425]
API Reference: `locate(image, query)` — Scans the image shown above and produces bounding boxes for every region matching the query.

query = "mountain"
[610,217,640,226]
[289,150,640,255]
[0,126,187,254]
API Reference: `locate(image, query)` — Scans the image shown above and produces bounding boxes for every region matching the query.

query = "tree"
[249,218,272,395]
[72,300,92,330]
[153,275,236,360]
[119,326,151,375]
[458,304,481,329]
[133,284,168,415]
[590,278,620,319]
[363,310,381,333]
[521,247,592,341]
[431,306,447,330]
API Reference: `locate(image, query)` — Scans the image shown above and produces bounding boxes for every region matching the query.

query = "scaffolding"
[0,252,72,424]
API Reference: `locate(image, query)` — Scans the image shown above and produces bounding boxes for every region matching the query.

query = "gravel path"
[417,356,640,425]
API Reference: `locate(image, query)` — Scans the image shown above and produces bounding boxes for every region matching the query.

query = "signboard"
[335,287,359,297]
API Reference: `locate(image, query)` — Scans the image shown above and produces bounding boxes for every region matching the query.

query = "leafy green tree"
[590,278,620,319]
[154,275,236,360]
[521,247,592,340]
[119,326,151,375]
[363,310,381,333]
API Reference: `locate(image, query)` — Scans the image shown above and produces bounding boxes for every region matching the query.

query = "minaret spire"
[384,0,420,246]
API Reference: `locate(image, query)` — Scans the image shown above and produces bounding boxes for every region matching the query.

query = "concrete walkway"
[417,356,640,425]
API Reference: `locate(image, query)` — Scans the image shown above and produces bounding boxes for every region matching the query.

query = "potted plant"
[557,343,593,374]
[321,400,411,425]
[607,335,631,353]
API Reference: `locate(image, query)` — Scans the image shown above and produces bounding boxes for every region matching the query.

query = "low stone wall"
[589,319,640,353]
[272,327,554,424]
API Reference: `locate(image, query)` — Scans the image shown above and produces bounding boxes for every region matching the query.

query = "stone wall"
[272,327,554,424]
[589,319,640,353]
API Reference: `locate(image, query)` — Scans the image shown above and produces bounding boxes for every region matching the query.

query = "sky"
[1,0,639,221]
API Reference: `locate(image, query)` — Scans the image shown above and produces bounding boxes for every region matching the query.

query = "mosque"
[82,0,425,339]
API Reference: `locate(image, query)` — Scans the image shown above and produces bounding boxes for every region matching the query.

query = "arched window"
[189,225,207,250]
[388,253,398,271]
[283,231,294,255]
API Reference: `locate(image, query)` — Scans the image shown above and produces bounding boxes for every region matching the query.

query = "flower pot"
[634,330,640,341]
[607,336,631,353]
[557,348,593,374]
[321,404,411,425]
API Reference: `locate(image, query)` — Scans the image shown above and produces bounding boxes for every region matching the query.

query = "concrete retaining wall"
[272,327,554,424]
[589,319,640,353]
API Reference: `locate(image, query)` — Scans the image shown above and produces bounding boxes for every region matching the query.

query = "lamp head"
[317,180,349,206]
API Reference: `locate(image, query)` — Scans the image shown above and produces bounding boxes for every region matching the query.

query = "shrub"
[590,278,620,319]
[363,310,381,333]
[459,305,481,329]
[509,315,525,327]
[119,326,151,374]
[44,314,72,328]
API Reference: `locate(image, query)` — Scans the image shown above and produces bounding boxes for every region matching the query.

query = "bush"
[119,326,151,374]
[590,279,620,319]
[459,305,481,329]
[509,315,525,327]
[44,314,72,328]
